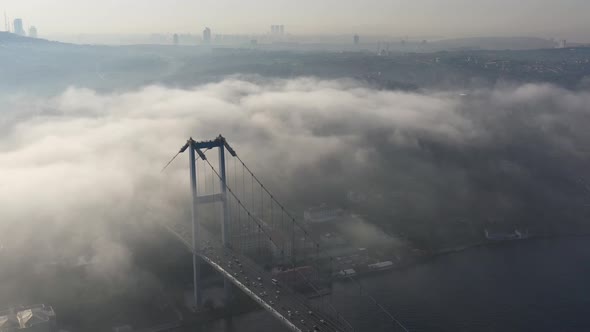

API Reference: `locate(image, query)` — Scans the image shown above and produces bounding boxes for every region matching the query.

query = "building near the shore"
[334,268,357,278]
[0,304,56,332]
[304,204,345,223]
[272,265,314,289]
[28,26,37,38]
[368,261,393,270]
[484,229,529,241]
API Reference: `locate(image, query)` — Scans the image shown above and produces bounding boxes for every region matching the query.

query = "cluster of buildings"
[229,204,345,263]
[270,25,285,35]
[172,25,363,47]
[228,202,394,285]
[234,202,396,280]
[0,305,56,332]
[200,25,286,45]
[172,27,243,45]
[4,16,38,38]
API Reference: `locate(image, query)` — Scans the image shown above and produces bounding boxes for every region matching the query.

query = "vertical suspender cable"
[251,171,254,235]
[243,164,246,241]
[281,207,285,268]
[270,199,274,266]
[204,159,209,194]
[260,183,263,258]
[211,157,215,194]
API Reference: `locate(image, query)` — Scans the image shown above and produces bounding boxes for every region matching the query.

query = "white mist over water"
[0,78,589,286]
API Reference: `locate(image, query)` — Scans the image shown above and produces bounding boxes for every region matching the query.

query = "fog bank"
[1,78,589,260]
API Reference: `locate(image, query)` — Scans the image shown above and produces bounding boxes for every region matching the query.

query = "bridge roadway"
[164,221,354,332]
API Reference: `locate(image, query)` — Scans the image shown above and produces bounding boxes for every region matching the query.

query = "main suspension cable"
[201,156,281,251]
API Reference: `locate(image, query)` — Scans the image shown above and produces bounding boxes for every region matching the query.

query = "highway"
[164,221,354,332]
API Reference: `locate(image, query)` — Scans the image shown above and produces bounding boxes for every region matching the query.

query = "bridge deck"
[164,221,354,332]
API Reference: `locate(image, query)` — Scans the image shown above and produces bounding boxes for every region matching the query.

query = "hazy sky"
[2,0,590,40]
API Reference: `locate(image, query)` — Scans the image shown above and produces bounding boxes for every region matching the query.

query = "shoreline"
[336,232,590,282]
[193,233,590,326]
[432,232,590,258]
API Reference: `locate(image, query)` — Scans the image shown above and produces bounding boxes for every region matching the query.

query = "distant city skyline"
[2,0,590,42]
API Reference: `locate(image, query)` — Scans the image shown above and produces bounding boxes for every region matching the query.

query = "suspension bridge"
[160,135,408,332]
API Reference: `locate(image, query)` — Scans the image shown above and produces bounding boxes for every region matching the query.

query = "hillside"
[433,36,557,50]
[0,31,55,45]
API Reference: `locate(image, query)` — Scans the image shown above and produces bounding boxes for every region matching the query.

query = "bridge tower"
[181,135,236,309]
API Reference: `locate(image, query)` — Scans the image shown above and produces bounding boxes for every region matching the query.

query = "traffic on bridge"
[160,135,405,332]
[166,220,353,332]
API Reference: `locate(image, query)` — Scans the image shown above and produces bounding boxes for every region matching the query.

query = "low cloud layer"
[1,77,589,266]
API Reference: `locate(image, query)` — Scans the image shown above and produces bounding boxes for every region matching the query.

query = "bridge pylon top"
[179,135,236,157]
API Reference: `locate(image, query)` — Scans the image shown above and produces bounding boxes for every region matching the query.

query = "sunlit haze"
[3,1,590,331]
[2,0,590,40]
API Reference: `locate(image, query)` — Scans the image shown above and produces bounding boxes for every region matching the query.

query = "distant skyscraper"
[560,39,567,48]
[203,27,211,44]
[279,25,284,35]
[29,26,38,38]
[353,34,360,45]
[173,33,179,45]
[13,18,25,36]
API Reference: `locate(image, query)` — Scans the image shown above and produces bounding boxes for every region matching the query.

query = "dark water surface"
[198,237,590,332]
